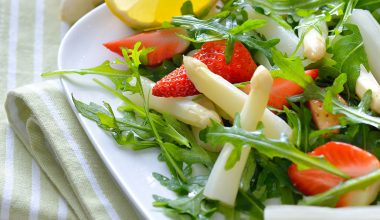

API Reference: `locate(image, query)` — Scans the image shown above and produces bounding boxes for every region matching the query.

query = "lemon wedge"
[105,0,217,29]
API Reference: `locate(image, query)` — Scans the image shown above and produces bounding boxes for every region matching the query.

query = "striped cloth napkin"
[1,0,139,219]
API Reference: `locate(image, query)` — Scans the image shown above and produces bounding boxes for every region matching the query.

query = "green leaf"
[140,60,179,82]
[225,143,243,170]
[181,0,194,15]
[283,106,302,146]
[71,95,110,123]
[235,191,265,220]
[41,61,130,78]
[153,176,216,219]
[357,0,380,11]
[358,90,372,113]
[247,0,343,15]
[323,73,347,113]
[228,19,267,35]
[201,119,349,178]
[332,97,380,129]
[153,173,188,194]
[271,49,313,88]
[166,188,206,217]
[72,96,158,150]
[240,152,256,192]
[331,24,369,93]
[164,142,213,167]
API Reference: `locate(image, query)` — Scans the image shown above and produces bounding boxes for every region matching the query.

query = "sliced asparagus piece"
[254,51,272,70]
[350,9,380,83]
[298,19,328,62]
[126,77,221,128]
[203,65,274,206]
[245,7,302,57]
[356,65,380,114]
[183,56,292,139]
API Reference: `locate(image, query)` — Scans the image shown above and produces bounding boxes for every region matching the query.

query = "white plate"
[58,4,174,220]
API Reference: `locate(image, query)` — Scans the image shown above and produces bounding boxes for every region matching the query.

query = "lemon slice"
[105,0,217,29]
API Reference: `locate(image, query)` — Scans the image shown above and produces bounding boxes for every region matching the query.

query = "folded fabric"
[5,79,139,220]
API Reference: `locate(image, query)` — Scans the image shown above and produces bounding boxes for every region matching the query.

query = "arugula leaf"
[41,61,130,78]
[271,49,313,88]
[72,96,157,149]
[181,0,195,15]
[255,156,299,204]
[153,175,217,219]
[300,169,380,206]
[229,19,267,34]
[201,116,349,178]
[220,191,265,220]
[331,24,369,93]
[153,173,208,194]
[357,0,380,12]
[240,152,256,192]
[323,73,347,113]
[140,59,179,82]
[246,0,343,15]
[164,142,213,167]
[331,92,380,128]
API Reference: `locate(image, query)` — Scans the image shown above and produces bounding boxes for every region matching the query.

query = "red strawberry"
[103,28,190,66]
[150,66,198,97]
[152,40,257,97]
[288,141,380,207]
[193,40,257,83]
[241,69,319,110]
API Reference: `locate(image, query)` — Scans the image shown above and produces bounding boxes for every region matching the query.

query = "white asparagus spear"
[245,7,303,57]
[265,205,380,220]
[254,51,272,70]
[192,96,223,152]
[203,66,274,206]
[183,56,292,139]
[356,65,380,114]
[350,9,380,83]
[298,19,328,62]
[125,77,221,128]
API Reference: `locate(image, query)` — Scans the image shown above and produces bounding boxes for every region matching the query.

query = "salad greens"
[200,117,347,178]
[42,0,380,219]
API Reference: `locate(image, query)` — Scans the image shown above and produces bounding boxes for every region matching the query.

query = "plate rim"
[58,4,154,219]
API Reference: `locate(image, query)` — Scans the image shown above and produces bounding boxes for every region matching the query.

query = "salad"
[44,0,380,219]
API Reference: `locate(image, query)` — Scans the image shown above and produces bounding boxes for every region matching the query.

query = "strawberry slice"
[307,95,347,136]
[103,28,190,66]
[241,69,319,110]
[152,40,257,97]
[288,141,380,207]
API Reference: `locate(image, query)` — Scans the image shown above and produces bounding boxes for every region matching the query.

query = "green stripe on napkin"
[1,0,140,219]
